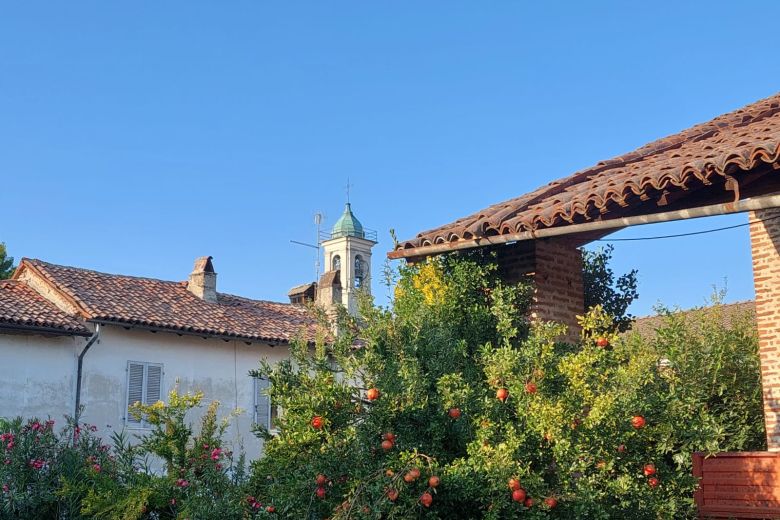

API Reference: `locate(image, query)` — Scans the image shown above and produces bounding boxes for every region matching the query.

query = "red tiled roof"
[392,92,780,256]
[628,301,755,338]
[16,259,316,344]
[0,280,91,336]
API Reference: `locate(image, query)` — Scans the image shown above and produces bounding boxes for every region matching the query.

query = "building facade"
[0,257,314,459]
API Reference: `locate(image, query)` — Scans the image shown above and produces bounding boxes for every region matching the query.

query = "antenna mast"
[290,211,324,283]
[314,212,323,280]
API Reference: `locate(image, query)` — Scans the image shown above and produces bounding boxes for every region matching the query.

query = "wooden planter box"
[693,451,780,519]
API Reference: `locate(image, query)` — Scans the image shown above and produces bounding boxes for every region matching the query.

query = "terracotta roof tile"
[0,280,91,336]
[17,259,316,344]
[393,92,780,255]
[627,301,755,339]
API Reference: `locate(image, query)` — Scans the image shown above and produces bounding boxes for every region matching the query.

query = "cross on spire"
[345,178,354,203]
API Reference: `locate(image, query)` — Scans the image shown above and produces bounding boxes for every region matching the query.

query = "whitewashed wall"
[0,325,288,461]
[0,332,80,421]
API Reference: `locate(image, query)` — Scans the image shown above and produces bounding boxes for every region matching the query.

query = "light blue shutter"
[255,377,271,429]
[126,362,144,425]
[145,365,162,405]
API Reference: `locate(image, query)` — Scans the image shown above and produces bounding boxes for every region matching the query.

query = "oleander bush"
[0,390,267,520]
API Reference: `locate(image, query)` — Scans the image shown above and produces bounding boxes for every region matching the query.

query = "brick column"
[494,239,584,343]
[749,208,780,451]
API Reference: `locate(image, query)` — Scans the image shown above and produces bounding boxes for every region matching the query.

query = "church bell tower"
[317,203,376,315]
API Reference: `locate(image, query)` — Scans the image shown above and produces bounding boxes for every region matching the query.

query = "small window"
[254,377,279,432]
[126,361,163,428]
[332,255,341,272]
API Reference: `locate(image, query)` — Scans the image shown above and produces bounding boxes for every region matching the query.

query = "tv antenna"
[290,212,324,281]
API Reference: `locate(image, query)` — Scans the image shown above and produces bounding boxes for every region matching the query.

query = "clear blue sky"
[2,1,778,316]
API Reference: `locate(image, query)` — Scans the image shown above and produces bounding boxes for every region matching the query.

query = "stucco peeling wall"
[0,333,80,420]
[0,325,289,462]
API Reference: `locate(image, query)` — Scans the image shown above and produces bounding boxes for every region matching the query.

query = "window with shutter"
[145,365,162,405]
[254,377,281,432]
[254,377,271,430]
[126,361,164,428]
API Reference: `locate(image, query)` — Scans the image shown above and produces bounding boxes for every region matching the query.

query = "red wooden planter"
[693,452,780,519]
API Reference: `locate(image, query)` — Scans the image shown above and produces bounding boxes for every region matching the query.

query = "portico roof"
[390,92,780,259]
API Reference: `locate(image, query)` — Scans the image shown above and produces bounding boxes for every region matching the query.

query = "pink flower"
[2,484,8,493]
[5,441,13,450]
[29,459,45,470]
[3,459,10,465]
[170,498,176,506]
[215,463,222,471]
[92,464,101,472]
[175,479,189,488]
[31,422,41,431]
[210,448,222,461]
[89,425,97,432]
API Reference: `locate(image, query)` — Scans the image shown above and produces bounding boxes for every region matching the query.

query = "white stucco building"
[0,256,315,459]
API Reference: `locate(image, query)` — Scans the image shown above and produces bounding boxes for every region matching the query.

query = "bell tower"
[318,203,376,315]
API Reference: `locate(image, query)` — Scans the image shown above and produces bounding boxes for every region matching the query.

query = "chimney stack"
[188,256,217,303]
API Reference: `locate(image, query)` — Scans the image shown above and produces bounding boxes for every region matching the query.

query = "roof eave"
[0,323,92,337]
[88,318,296,346]
[388,193,780,260]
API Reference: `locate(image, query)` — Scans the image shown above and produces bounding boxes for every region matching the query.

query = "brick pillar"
[494,239,584,343]
[749,208,780,451]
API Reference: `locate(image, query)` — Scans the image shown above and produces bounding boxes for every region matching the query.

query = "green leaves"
[0,243,14,280]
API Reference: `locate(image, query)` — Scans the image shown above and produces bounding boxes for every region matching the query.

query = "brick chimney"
[188,256,217,303]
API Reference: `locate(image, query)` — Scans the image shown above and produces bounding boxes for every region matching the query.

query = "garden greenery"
[0,253,765,519]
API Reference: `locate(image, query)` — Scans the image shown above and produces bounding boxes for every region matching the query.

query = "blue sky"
[2,1,778,316]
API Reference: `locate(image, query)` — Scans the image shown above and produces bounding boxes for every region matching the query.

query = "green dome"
[331,203,365,239]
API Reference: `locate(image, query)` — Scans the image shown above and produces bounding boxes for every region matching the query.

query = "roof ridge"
[219,291,302,308]
[26,259,299,308]
[24,258,186,286]
[633,300,755,320]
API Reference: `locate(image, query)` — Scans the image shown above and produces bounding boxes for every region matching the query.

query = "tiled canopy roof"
[392,92,780,256]
[0,280,91,336]
[16,259,316,344]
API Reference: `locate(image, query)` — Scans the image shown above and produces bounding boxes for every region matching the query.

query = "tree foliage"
[248,255,763,519]
[0,244,14,280]
[582,245,638,332]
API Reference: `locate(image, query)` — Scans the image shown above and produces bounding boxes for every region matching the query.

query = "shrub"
[0,417,113,519]
[248,255,763,519]
[77,387,262,519]
[1,388,263,520]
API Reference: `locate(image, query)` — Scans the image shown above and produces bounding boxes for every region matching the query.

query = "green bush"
[248,255,764,519]
[1,389,265,520]
[0,417,113,519]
